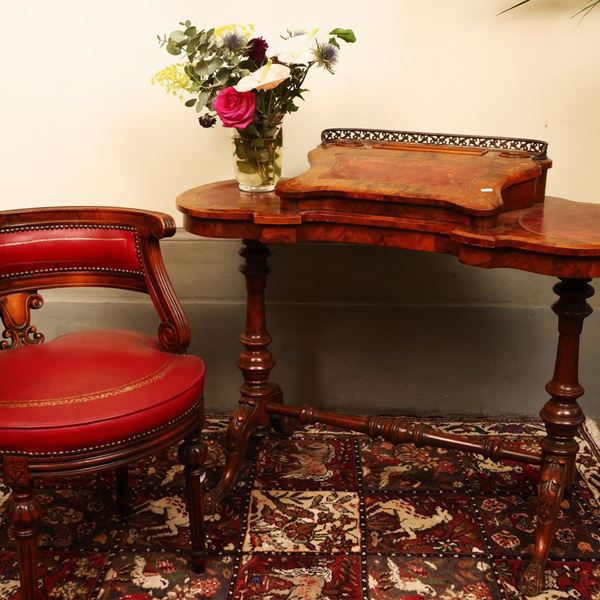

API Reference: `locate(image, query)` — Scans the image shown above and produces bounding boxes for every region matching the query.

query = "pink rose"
[212,87,256,129]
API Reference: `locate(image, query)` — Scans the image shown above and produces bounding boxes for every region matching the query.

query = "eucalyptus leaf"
[215,67,230,83]
[206,56,223,75]
[244,124,259,137]
[236,160,258,175]
[169,30,187,43]
[186,37,200,55]
[234,144,245,160]
[166,41,182,56]
[196,91,209,110]
[194,60,208,77]
[185,98,197,107]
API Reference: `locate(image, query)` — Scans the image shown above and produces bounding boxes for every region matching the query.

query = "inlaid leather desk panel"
[177,131,600,596]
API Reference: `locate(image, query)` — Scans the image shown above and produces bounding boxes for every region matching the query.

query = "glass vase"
[232,126,283,192]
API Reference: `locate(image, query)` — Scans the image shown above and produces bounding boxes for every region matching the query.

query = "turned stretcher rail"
[267,402,543,465]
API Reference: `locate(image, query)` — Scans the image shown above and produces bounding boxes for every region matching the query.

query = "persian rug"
[1,415,600,599]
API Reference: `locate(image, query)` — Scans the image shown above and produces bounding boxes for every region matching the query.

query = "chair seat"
[0,329,205,454]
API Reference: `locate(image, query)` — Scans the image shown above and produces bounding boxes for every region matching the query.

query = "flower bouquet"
[154,23,356,191]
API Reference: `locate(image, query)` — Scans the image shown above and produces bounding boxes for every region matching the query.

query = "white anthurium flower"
[270,29,319,65]
[234,60,291,92]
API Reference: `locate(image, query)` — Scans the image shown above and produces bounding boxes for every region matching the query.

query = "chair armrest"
[0,206,176,239]
[0,206,191,353]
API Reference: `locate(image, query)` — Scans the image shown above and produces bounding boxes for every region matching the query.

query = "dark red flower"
[198,114,217,128]
[247,37,268,63]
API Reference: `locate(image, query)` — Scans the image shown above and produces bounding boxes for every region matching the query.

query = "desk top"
[276,142,547,218]
[276,129,553,226]
[177,180,600,279]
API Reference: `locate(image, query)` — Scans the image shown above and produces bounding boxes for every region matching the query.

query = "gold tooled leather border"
[1,358,177,408]
[0,225,145,279]
[0,236,130,248]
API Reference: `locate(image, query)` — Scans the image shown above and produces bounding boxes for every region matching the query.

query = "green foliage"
[498,0,599,17]
[329,28,357,43]
[154,23,357,132]
[156,22,253,120]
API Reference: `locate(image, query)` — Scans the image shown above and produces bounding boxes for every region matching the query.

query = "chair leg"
[3,457,42,600]
[116,466,130,516]
[178,425,207,573]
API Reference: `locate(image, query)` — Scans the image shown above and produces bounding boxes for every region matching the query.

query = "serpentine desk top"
[177,180,600,279]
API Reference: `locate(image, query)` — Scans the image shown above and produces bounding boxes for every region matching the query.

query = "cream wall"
[1,0,599,220]
[3,1,600,419]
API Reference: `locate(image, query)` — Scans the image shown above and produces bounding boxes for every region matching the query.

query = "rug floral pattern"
[1,415,600,599]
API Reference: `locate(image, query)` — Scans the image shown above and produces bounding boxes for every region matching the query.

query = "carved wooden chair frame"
[0,207,205,599]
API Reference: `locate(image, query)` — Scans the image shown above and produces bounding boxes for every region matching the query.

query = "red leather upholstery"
[0,226,143,279]
[0,330,205,453]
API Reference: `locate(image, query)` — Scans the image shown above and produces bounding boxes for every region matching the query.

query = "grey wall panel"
[35,234,600,421]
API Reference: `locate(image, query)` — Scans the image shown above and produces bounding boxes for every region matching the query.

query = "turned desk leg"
[519,278,593,596]
[208,240,282,510]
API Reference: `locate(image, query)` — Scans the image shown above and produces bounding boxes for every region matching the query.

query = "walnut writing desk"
[177,129,600,596]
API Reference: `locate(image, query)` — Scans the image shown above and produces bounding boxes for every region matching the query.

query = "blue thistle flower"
[314,42,339,72]
[222,31,246,52]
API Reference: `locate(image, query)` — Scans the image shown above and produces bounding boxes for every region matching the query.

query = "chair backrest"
[0,206,191,353]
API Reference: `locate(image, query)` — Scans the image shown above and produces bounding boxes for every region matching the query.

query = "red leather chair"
[0,207,206,599]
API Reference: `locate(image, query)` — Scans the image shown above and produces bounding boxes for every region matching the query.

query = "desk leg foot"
[519,456,568,596]
[519,278,593,597]
[208,399,259,512]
